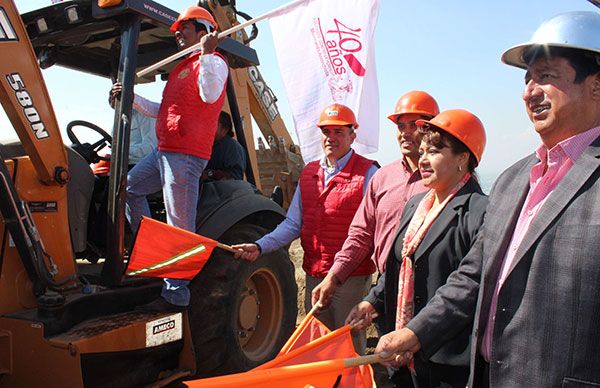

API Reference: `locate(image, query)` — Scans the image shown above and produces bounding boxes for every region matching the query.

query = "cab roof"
[21,0,258,83]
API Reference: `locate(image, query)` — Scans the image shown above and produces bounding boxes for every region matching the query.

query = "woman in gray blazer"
[347,109,488,388]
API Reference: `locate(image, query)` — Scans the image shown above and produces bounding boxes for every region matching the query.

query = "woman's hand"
[345,301,377,331]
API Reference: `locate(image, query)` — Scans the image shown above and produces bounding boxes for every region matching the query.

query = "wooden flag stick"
[216,242,237,253]
[307,300,322,317]
[349,312,379,330]
[279,301,323,354]
[136,0,309,78]
[343,353,387,368]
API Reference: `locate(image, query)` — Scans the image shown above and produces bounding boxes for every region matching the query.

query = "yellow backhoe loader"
[0,0,302,386]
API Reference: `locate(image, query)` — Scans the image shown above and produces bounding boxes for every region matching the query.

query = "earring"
[458,165,462,172]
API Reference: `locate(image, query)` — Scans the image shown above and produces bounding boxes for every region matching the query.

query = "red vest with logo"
[300,152,376,278]
[156,52,226,159]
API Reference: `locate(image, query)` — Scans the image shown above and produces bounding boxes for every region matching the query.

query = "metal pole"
[102,14,141,286]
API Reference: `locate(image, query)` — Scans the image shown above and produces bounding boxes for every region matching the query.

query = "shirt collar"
[401,156,420,175]
[535,125,600,164]
[320,149,354,173]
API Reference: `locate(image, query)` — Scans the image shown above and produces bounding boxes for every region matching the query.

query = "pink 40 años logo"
[325,18,367,77]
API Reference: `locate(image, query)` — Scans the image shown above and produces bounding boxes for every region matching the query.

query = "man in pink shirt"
[311,91,438,308]
[373,11,600,388]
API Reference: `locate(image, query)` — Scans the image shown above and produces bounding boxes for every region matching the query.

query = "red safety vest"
[156,52,226,159]
[300,152,376,278]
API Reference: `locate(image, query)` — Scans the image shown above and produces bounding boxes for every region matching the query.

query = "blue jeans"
[126,149,208,306]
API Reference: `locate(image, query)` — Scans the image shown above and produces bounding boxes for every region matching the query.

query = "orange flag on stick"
[265,313,375,387]
[185,359,344,388]
[184,312,377,387]
[185,355,381,388]
[126,217,217,280]
[257,322,355,369]
[279,306,330,354]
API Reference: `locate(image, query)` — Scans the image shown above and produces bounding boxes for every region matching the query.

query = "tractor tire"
[188,222,297,377]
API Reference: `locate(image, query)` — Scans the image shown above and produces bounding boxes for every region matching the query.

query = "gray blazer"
[407,135,600,387]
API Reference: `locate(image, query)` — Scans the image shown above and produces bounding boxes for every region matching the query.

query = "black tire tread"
[188,222,297,378]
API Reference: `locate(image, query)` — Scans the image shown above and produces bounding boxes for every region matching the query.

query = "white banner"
[270,0,380,162]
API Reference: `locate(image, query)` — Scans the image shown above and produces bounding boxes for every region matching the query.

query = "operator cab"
[17,0,259,272]
[23,0,257,81]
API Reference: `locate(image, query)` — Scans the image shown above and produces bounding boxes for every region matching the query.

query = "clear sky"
[4,0,600,183]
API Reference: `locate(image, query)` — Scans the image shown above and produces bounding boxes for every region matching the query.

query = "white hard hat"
[502,11,600,69]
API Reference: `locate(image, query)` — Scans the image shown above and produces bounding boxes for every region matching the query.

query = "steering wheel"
[66,120,112,163]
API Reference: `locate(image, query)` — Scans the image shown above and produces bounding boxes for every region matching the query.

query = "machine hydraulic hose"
[0,153,76,294]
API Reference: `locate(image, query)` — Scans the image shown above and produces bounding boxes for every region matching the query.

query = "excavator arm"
[0,0,77,313]
[0,0,69,186]
[202,0,304,207]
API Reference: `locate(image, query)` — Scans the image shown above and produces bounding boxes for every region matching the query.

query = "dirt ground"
[288,240,394,387]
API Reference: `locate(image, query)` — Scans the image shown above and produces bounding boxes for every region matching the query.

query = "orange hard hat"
[387,91,440,124]
[416,109,486,164]
[317,103,359,129]
[170,6,218,33]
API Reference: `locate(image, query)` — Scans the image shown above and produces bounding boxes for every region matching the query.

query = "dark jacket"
[407,135,600,387]
[365,177,488,367]
[204,136,246,181]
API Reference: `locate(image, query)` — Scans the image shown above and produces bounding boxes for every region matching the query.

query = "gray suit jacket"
[407,135,600,387]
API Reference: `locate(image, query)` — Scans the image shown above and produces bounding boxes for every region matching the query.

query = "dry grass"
[288,239,307,323]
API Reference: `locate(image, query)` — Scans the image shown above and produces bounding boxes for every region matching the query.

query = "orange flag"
[126,217,217,280]
[184,313,377,387]
[258,322,353,370]
[279,308,330,354]
[185,359,345,388]
[265,313,375,387]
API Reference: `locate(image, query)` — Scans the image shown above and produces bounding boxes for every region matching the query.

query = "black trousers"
[473,356,490,388]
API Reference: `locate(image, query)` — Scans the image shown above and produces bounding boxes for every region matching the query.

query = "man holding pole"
[233,103,378,353]
[127,6,227,313]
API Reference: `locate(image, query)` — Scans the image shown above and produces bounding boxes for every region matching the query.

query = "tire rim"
[237,267,283,361]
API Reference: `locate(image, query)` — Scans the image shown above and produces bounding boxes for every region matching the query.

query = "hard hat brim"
[501,43,535,69]
[170,18,216,32]
[170,20,181,33]
[415,118,433,129]
[317,119,359,129]
[415,117,484,164]
[170,14,217,32]
[502,42,600,69]
[387,111,435,124]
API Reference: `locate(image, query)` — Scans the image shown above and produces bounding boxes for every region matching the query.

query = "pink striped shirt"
[329,158,426,283]
[481,125,600,361]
